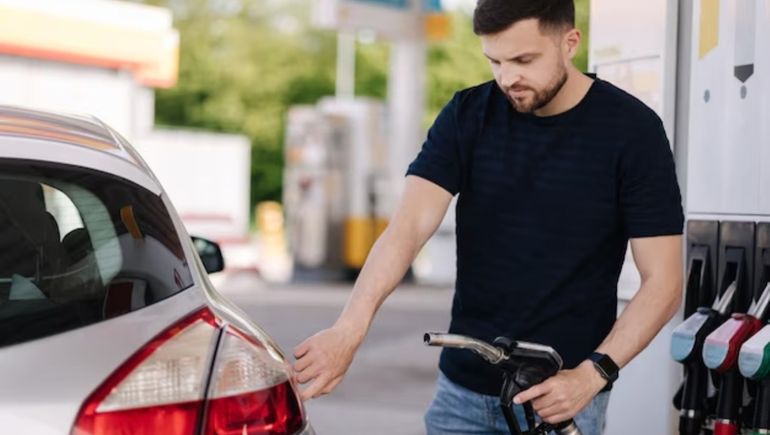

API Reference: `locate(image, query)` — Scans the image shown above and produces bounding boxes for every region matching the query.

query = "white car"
[0,106,314,435]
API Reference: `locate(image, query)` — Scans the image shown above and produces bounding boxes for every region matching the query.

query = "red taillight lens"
[203,327,304,435]
[205,382,303,435]
[78,402,201,435]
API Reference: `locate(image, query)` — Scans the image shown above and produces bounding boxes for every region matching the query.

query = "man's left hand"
[512,360,607,424]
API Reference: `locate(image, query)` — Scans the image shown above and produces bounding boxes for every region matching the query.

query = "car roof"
[0,105,152,167]
[0,105,161,192]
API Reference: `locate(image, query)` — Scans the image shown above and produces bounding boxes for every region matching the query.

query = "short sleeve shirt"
[406,78,684,395]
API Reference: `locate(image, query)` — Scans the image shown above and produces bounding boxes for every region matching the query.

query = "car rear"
[0,109,313,434]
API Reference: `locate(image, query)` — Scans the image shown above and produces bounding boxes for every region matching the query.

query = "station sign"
[313,0,448,41]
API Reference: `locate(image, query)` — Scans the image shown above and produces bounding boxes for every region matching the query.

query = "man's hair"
[473,0,575,36]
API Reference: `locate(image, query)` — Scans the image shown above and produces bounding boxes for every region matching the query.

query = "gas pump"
[671,221,721,434]
[738,223,770,434]
[700,223,757,435]
[283,99,389,278]
[671,284,735,434]
[702,296,766,434]
[738,297,770,434]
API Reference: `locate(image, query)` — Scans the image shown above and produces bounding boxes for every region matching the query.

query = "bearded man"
[293,1,684,433]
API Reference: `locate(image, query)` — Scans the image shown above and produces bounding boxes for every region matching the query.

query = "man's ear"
[563,28,581,60]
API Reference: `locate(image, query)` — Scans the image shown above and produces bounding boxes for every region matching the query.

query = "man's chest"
[459,124,621,230]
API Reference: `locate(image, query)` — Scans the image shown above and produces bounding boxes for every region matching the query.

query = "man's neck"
[533,68,594,117]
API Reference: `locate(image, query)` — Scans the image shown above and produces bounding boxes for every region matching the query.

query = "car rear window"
[0,160,194,348]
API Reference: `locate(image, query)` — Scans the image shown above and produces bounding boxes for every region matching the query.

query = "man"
[293,0,684,433]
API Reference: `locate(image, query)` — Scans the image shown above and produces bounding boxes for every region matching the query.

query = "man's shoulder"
[451,80,496,116]
[455,80,496,101]
[591,78,662,130]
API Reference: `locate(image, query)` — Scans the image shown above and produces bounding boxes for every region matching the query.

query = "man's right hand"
[292,323,363,401]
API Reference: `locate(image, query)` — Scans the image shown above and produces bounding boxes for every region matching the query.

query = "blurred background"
[2,0,768,434]
[0,0,589,284]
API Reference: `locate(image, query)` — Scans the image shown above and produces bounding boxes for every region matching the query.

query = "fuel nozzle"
[704,282,769,373]
[739,324,770,380]
[671,281,740,435]
[739,324,770,432]
[671,282,738,364]
[738,286,770,433]
[704,280,767,435]
[424,332,580,435]
[737,283,770,380]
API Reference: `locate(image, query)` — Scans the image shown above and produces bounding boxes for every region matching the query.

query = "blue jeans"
[425,371,610,435]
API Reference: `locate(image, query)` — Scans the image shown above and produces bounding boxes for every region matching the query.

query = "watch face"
[592,353,619,382]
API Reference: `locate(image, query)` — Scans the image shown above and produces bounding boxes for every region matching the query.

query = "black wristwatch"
[588,352,619,391]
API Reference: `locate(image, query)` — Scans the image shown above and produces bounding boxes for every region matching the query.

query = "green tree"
[575,0,591,72]
[145,0,394,206]
[147,0,339,205]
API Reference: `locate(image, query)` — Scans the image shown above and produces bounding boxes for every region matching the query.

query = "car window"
[0,160,194,348]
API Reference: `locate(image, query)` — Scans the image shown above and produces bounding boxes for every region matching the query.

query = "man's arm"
[594,235,684,366]
[292,175,453,400]
[515,234,683,423]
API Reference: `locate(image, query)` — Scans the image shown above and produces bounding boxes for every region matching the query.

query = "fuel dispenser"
[283,99,390,278]
[700,222,756,435]
[738,223,770,434]
[671,220,721,435]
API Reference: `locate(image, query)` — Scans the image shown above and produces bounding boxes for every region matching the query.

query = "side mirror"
[192,236,225,274]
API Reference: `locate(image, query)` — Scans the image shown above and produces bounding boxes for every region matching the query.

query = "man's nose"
[498,64,522,89]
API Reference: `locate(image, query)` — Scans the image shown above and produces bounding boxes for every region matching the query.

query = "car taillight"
[72,308,305,435]
[202,326,304,435]
[72,308,219,435]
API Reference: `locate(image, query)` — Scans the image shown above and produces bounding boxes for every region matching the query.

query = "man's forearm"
[331,176,453,344]
[334,224,424,340]
[595,277,683,368]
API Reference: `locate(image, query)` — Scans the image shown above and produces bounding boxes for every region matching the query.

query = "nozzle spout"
[714,281,738,315]
[424,333,506,364]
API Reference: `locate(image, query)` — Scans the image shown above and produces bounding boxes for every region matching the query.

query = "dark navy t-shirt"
[407,77,684,396]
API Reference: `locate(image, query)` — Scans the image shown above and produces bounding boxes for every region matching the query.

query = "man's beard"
[501,65,568,114]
